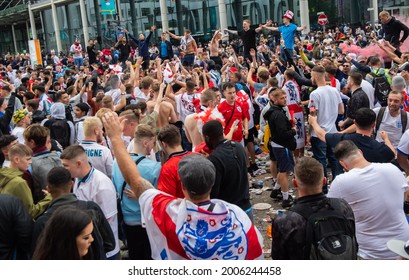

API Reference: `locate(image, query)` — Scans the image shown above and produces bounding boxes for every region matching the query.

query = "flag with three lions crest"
[140,189,264,260]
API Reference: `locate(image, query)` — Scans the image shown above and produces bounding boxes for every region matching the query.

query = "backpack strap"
[401,109,407,134]
[289,197,339,259]
[288,201,317,259]
[375,107,387,135]
[119,156,146,201]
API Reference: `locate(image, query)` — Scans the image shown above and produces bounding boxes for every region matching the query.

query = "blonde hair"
[83,116,103,137]
[243,19,251,25]
[272,88,286,99]
[134,124,155,144]
[379,11,390,17]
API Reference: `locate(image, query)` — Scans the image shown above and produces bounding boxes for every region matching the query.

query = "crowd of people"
[1,9,409,260]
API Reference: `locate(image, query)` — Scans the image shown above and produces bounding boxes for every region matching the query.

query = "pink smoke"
[339,42,388,58]
[339,16,409,60]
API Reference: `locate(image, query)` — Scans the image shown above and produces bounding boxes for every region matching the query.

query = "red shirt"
[217,101,246,142]
[157,151,194,198]
[235,90,251,121]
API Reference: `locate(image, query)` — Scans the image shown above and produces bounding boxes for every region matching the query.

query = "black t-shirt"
[325,133,395,163]
[116,43,131,60]
[208,140,251,211]
[238,29,257,55]
[87,45,97,64]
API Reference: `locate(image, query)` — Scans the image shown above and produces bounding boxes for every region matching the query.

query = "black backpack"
[289,198,358,260]
[44,118,71,149]
[368,71,391,107]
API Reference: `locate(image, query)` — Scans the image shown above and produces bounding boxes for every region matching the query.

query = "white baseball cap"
[387,239,409,259]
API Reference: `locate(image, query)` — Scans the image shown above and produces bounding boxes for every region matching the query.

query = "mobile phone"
[232,119,240,127]
[390,63,399,72]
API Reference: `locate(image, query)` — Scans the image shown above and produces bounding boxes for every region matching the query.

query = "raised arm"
[154,83,166,113]
[296,25,306,32]
[298,43,316,68]
[155,57,163,82]
[44,73,53,92]
[211,30,221,44]
[126,61,136,85]
[230,48,240,68]
[134,56,143,88]
[124,29,138,43]
[202,70,209,90]
[165,77,177,100]
[102,112,153,199]
[262,20,279,32]
[247,66,256,88]
[146,25,156,44]
[250,48,258,68]
[166,31,182,40]
[224,28,238,36]
[375,41,402,64]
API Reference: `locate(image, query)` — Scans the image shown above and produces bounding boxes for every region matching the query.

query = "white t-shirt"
[74,118,86,144]
[105,89,122,106]
[70,43,83,58]
[11,127,25,144]
[175,93,197,122]
[308,85,342,137]
[69,92,87,107]
[397,129,409,156]
[361,80,375,109]
[373,107,409,148]
[73,167,119,258]
[80,141,113,178]
[328,163,409,259]
[133,87,149,104]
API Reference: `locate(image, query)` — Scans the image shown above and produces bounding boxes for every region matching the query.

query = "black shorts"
[182,53,195,67]
[244,127,257,146]
[271,147,294,173]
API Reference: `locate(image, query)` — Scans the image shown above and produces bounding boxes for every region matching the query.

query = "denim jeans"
[74,57,84,69]
[310,136,343,193]
[280,48,294,63]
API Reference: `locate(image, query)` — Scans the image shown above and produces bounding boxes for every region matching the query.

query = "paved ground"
[249,152,298,259]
